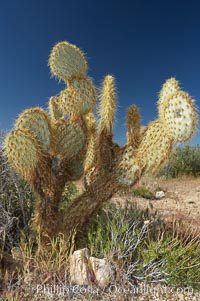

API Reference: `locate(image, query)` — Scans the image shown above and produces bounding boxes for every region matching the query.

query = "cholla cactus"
[4,41,198,242]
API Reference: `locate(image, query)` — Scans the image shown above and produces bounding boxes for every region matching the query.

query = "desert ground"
[109,176,200,237]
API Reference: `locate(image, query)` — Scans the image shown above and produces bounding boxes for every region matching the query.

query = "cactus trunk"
[63,174,119,237]
[33,190,62,239]
[31,159,68,240]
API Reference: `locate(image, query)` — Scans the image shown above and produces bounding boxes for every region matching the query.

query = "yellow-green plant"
[4,41,198,242]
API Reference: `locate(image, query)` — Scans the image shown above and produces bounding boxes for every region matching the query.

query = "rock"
[155,191,165,199]
[11,247,23,262]
[70,248,115,287]
[70,248,92,285]
[90,257,115,288]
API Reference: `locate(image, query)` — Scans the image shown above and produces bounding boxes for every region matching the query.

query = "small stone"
[155,191,165,199]
[11,247,23,261]
[90,257,115,288]
[70,248,91,285]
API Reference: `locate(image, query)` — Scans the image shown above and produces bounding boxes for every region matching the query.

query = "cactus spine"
[98,75,117,135]
[4,41,198,244]
[126,105,141,148]
[49,96,63,122]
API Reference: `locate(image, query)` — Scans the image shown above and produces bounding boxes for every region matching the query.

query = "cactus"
[49,41,87,81]
[53,118,86,159]
[5,128,41,180]
[48,96,63,122]
[4,41,198,243]
[98,75,117,136]
[15,107,52,152]
[60,78,96,117]
[126,105,141,148]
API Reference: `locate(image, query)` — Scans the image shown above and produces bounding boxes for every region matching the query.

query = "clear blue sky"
[0,0,199,145]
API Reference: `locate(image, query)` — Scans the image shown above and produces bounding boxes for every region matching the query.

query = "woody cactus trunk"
[5,41,198,242]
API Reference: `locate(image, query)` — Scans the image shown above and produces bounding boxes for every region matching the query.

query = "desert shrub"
[0,131,36,252]
[78,203,200,289]
[0,130,78,252]
[140,236,200,289]
[159,145,200,178]
[132,186,155,199]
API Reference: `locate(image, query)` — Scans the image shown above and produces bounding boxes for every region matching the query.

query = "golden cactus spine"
[49,41,96,118]
[5,128,41,181]
[126,105,141,148]
[15,107,53,153]
[116,79,198,186]
[49,96,63,122]
[158,77,180,118]
[59,77,96,117]
[83,113,97,172]
[53,118,87,159]
[96,75,117,170]
[98,75,117,136]
[49,41,87,81]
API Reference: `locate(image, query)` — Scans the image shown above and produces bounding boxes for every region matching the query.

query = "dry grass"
[1,175,200,300]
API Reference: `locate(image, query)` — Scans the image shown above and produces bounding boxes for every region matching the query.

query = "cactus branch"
[126,105,141,148]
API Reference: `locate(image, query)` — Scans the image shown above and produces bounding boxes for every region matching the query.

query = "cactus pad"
[15,108,52,153]
[49,41,87,81]
[158,78,180,118]
[126,105,140,148]
[84,133,96,172]
[136,120,173,172]
[59,78,96,117]
[5,128,41,179]
[49,96,63,122]
[116,146,141,186]
[53,118,86,159]
[161,91,198,142]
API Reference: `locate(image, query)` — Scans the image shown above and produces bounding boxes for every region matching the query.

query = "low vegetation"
[1,203,200,300]
[0,133,200,299]
[159,145,200,178]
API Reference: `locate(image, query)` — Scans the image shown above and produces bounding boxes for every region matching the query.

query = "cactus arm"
[98,75,117,136]
[116,79,198,187]
[63,172,120,236]
[84,114,97,172]
[49,96,63,122]
[126,105,141,148]
[96,75,117,170]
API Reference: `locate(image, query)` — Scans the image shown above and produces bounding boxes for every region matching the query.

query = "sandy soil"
[114,176,200,236]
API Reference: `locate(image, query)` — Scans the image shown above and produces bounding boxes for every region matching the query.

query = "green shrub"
[0,133,36,251]
[159,145,200,178]
[78,203,200,289]
[132,186,155,199]
[59,182,78,212]
[140,236,200,289]
[78,203,153,259]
